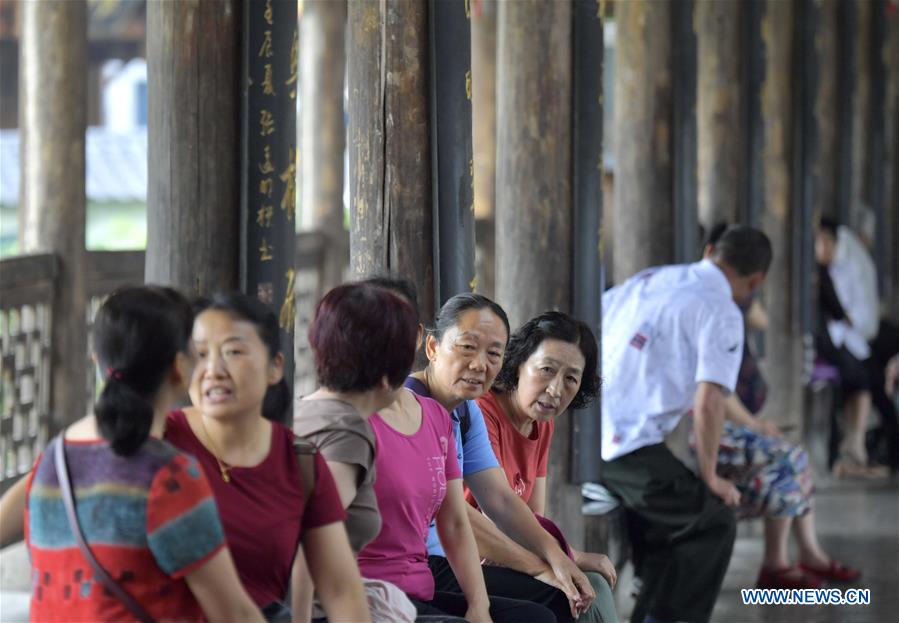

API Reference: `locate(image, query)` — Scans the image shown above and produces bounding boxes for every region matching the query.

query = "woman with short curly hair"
[474,311,616,617]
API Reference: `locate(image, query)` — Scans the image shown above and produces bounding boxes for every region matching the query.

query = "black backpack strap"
[54,434,156,623]
[293,437,318,507]
[458,401,472,441]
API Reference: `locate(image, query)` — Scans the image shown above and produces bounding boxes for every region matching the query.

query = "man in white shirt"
[600,226,772,623]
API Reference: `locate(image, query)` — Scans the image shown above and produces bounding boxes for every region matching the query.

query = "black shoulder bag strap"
[293,437,317,507]
[54,434,156,623]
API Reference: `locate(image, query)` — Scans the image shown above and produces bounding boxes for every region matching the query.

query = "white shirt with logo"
[601,260,744,461]
[826,226,878,360]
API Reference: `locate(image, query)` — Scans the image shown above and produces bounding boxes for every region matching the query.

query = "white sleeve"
[694,305,744,393]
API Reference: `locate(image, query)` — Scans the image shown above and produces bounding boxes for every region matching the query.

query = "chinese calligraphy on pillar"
[241,0,298,412]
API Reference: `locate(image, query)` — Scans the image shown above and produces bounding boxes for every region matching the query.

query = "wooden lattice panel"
[0,303,52,484]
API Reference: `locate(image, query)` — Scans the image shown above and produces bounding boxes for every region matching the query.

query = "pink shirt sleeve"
[444,417,462,481]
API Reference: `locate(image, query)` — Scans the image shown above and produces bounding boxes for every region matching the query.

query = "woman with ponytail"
[23,286,264,622]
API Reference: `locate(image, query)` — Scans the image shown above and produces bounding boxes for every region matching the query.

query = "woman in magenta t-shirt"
[360,384,554,623]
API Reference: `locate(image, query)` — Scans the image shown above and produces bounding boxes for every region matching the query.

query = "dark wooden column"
[19,0,88,427]
[868,0,888,298]
[146,0,241,296]
[301,0,347,296]
[758,0,802,431]
[347,0,434,325]
[672,0,698,262]
[612,0,673,282]
[850,0,872,231]
[570,0,604,484]
[471,0,497,299]
[241,0,299,411]
[697,0,740,230]
[835,0,855,226]
[884,3,899,314]
[813,0,839,221]
[430,0,475,306]
[495,0,580,545]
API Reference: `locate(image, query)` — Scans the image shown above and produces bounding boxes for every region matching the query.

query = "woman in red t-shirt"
[476,311,616,590]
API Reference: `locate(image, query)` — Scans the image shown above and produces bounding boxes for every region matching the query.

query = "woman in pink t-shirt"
[360,386,554,623]
[477,312,617,596]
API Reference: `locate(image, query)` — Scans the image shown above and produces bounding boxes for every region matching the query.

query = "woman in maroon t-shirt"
[165,292,370,622]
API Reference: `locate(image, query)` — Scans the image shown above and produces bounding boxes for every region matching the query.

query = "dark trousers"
[430,555,582,623]
[410,588,555,623]
[600,444,736,623]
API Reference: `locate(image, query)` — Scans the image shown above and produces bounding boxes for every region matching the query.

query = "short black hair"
[709,225,773,276]
[432,293,511,346]
[818,217,839,239]
[493,311,600,410]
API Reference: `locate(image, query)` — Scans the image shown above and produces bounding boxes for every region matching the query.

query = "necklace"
[199,416,233,483]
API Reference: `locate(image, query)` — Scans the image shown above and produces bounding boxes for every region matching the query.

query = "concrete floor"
[1,478,896,622]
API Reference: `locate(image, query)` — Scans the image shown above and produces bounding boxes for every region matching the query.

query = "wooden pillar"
[758,0,802,431]
[300,0,347,296]
[813,0,839,221]
[570,0,604,484]
[612,0,673,283]
[347,0,434,324]
[430,0,476,306]
[19,0,88,427]
[241,0,299,412]
[884,3,899,315]
[472,0,497,298]
[850,0,872,230]
[868,0,888,298]
[495,0,579,545]
[697,0,740,230]
[146,0,241,296]
[835,0,855,226]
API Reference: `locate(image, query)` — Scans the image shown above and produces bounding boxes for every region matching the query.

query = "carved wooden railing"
[0,230,347,493]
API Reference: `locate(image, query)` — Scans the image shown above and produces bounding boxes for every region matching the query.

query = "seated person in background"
[472,311,618,617]
[600,225,772,623]
[406,290,614,623]
[293,282,420,621]
[815,219,898,474]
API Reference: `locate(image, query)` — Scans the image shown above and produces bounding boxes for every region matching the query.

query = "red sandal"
[756,566,823,590]
[799,561,862,582]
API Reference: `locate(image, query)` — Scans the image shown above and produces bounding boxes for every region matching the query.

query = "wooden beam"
[697,0,740,231]
[300,0,347,297]
[758,0,802,432]
[672,0,698,262]
[570,0,604,484]
[145,0,241,296]
[612,0,673,282]
[472,0,497,298]
[241,0,299,410]
[430,0,475,305]
[347,0,435,325]
[495,0,578,545]
[19,0,88,429]
[813,0,839,221]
